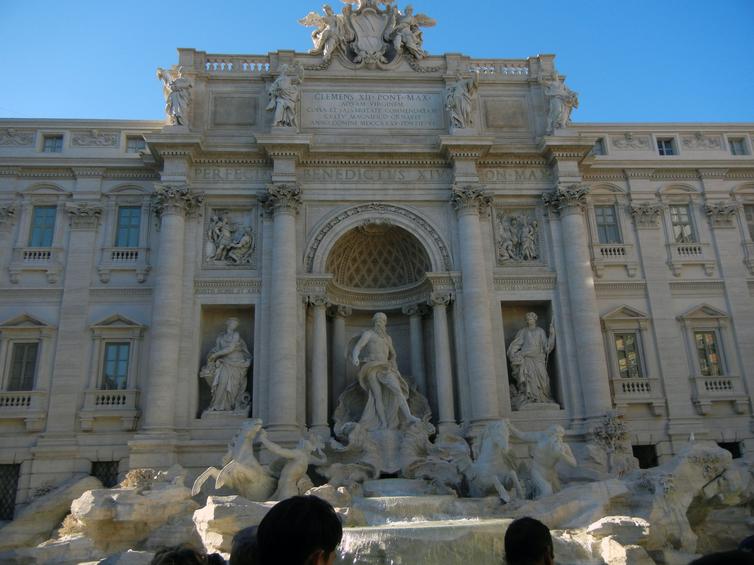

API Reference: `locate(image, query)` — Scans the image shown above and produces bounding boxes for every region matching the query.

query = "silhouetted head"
[504,517,554,565]
[257,496,343,565]
[689,550,754,565]
[150,544,207,565]
[230,526,259,565]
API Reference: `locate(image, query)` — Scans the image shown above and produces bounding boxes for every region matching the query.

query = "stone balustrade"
[204,55,270,74]
[611,377,665,416]
[690,374,748,415]
[79,389,141,432]
[0,391,48,431]
[467,59,529,76]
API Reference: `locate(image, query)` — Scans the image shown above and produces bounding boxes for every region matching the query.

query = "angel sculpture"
[342,0,394,9]
[191,419,276,501]
[384,5,435,59]
[156,66,192,126]
[266,63,304,129]
[299,5,353,62]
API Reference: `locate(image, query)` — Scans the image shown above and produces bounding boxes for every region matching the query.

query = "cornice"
[194,278,262,295]
[493,274,556,291]
[439,136,495,161]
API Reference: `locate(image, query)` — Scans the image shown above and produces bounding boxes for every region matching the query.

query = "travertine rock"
[0,475,102,551]
[305,484,352,508]
[192,495,273,555]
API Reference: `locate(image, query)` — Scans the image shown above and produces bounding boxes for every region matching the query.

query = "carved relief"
[71,129,119,147]
[299,1,435,68]
[610,133,651,150]
[681,132,723,151]
[705,201,739,228]
[495,209,540,265]
[0,128,35,146]
[630,202,665,228]
[205,210,256,267]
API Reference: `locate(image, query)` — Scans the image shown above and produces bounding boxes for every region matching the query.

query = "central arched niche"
[326,223,431,290]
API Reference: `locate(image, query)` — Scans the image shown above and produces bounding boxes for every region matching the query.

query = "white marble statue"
[544,74,578,132]
[199,318,252,412]
[257,429,327,500]
[350,312,421,431]
[511,423,576,498]
[507,312,556,408]
[385,5,436,60]
[266,64,303,128]
[191,419,276,501]
[445,72,479,129]
[299,4,351,62]
[465,419,524,502]
[156,66,192,126]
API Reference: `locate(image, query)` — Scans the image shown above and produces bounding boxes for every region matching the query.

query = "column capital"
[261,183,302,215]
[152,183,204,219]
[705,200,740,229]
[307,294,330,308]
[65,201,103,230]
[0,204,17,228]
[328,304,353,319]
[451,183,492,215]
[629,201,665,229]
[402,303,429,317]
[542,182,590,216]
[428,291,454,307]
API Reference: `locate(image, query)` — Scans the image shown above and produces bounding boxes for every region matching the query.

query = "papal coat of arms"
[299,0,435,68]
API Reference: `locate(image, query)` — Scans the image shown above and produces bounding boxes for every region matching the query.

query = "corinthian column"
[543,183,611,416]
[330,305,352,402]
[262,183,302,435]
[428,292,456,432]
[402,304,427,395]
[308,294,330,439]
[451,184,499,425]
[142,184,203,432]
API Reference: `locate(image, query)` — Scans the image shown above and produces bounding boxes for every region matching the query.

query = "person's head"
[372,312,387,330]
[230,525,259,565]
[226,317,240,331]
[525,312,537,327]
[504,517,554,565]
[689,550,754,565]
[150,544,207,565]
[257,496,343,565]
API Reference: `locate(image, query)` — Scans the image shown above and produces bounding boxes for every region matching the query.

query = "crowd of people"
[149,495,754,565]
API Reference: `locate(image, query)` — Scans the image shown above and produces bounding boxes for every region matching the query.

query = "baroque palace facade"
[0,2,753,519]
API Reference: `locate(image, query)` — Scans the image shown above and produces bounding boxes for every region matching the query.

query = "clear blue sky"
[1,0,753,123]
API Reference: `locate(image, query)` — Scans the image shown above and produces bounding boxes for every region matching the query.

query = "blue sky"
[1,0,752,123]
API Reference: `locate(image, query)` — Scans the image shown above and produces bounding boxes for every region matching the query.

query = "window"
[745,205,754,240]
[114,207,141,247]
[718,442,742,459]
[7,342,38,391]
[91,461,120,488]
[28,206,56,247]
[594,205,622,244]
[694,331,722,377]
[657,137,675,156]
[632,445,658,469]
[729,137,748,156]
[613,333,642,378]
[101,342,130,390]
[592,138,606,156]
[42,135,63,153]
[0,464,20,520]
[669,204,696,243]
[126,136,146,153]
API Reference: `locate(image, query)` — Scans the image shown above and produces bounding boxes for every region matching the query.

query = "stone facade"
[0,8,753,516]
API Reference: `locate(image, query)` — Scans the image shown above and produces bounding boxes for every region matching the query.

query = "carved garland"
[305,203,452,273]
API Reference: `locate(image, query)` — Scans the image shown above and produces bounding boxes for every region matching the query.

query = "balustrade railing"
[82,389,140,411]
[468,60,529,76]
[13,247,59,264]
[0,390,47,411]
[205,55,270,74]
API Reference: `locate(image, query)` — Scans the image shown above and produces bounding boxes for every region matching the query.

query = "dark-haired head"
[257,496,343,565]
[150,544,207,565]
[689,550,754,565]
[504,517,554,565]
[230,525,259,565]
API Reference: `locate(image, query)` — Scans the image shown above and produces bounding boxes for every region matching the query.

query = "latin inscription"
[299,167,452,183]
[301,91,445,129]
[193,167,271,183]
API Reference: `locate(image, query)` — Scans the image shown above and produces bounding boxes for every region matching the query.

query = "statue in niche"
[257,429,327,500]
[206,214,254,265]
[200,318,252,412]
[266,63,304,128]
[349,312,421,431]
[506,312,555,409]
[497,212,539,263]
[445,71,479,129]
[156,66,192,126]
[543,74,578,133]
[511,424,576,498]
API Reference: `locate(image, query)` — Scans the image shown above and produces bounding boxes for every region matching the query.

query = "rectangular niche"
[493,207,543,266]
[197,305,255,418]
[203,207,257,269]
[501,301,560,410]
